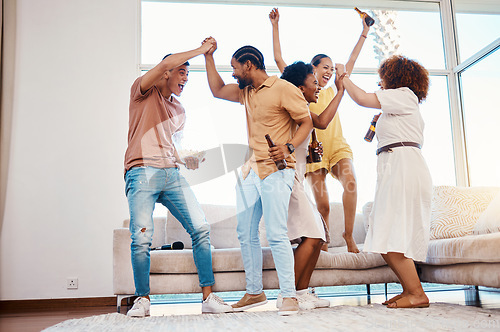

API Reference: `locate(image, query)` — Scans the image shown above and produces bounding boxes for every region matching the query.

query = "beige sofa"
[113,186,500,311]
[113,202,398,311]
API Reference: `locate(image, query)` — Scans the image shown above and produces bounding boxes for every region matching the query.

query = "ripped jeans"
[125,166,214,297]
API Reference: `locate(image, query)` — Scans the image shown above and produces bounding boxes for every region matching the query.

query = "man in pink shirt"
[124,42,233,317]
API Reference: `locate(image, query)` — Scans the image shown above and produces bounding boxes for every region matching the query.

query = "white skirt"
[364,147,432,262]
[287,140,328,243]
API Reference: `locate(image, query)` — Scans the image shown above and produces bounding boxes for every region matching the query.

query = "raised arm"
[345,17,371,74]
[203,38,240,102]
[140,42,213,94]
[310,67,346,129]
[269,8,287,74]
[336,64,380,109]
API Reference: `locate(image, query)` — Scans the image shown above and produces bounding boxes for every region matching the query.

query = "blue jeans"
[125,166,214,296]
[235,168,296,298]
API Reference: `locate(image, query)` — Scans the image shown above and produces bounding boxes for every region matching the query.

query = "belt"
[376,142,421,155]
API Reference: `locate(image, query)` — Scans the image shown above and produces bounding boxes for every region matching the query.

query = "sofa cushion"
[166,204,269,249]
[473,193,500,235]
[150,247,276,274]
[430,186,499,240]
[425,232,500,265]
[327,202,366,247]
[150,246,387,274]
[317,245,387,269]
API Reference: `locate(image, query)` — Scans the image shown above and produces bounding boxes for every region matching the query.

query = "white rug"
[42,303,500,332]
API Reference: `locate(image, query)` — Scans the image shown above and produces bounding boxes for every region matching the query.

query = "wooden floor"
[1,289,499,332]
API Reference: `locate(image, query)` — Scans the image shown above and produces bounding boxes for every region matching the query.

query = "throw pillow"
[473,193,500,235]
[430,186,500,240]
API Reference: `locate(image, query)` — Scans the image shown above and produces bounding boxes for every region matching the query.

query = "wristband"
[361,34,367,38]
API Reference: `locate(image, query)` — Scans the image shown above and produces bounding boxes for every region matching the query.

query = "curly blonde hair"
[379,55,429,103]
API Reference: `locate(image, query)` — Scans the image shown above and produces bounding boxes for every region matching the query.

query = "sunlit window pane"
[141,2,444,70]
[460,49,500,186]
[420,76,455,186]
[456,12,500,62]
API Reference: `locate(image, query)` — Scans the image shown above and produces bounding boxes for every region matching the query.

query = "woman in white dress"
[336,55,432,309]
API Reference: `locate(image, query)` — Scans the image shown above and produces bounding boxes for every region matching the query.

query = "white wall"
[1,0,137,300]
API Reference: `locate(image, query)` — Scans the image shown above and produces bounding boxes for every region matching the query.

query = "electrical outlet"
[67,278,78,289]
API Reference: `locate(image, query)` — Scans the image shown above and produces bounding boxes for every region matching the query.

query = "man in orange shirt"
[204,38,313,316]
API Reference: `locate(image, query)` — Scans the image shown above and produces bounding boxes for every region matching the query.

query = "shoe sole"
[126,312,150,318]
[232,300,268,312]
[202,307,235,314]
[278,310,299,316]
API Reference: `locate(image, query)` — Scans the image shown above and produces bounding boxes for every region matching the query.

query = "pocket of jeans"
[126,167,149,189]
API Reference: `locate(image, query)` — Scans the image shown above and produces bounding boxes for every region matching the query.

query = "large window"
[141,1,457,208]
[458,49,500,186]
[455,11,500,62]
[454,2,500,187]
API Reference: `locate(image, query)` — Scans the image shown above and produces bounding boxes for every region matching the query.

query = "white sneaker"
[304,288,330,308]
[277,291,315,310]
[202,293,234,314]
[127,297,150,317]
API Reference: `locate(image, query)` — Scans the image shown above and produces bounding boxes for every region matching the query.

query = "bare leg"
[381,254,408,304]
[202,286,212,300]
[331,159,359,253]
[307,168,330,252]
[293,237,324,290]
[382,252,429,308]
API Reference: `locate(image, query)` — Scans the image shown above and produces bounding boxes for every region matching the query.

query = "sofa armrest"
[113,228,135,295]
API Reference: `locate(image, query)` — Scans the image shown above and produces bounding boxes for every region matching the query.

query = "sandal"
[387,297,430,309]
[382,294,403,306]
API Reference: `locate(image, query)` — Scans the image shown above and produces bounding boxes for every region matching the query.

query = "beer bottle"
[308,129,322,163]
[364,112,382,142]
[265,134,287,170]
[354,7,375,26]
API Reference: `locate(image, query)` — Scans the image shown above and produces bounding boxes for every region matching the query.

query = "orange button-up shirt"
[239,76,310,180]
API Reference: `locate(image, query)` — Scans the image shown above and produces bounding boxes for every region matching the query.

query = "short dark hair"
[281,61,314,87]
[162,53,189,66]
[232,46,265,70]
[310,54,330,67]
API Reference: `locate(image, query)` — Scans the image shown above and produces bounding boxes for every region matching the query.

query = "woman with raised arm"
[270,7,370,253]
[336,55,432,309]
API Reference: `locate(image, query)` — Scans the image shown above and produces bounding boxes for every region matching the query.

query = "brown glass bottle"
[308,129,322,163]
[265,134,287,170]
[364,112,381,142]
[354,7,375,26]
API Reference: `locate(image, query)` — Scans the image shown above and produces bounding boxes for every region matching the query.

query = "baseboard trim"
[0,296,116,311]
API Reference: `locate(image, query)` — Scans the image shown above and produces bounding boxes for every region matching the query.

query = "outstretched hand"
[202,37,217,55]
[335,63,347,91]
[269,7,280,25]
